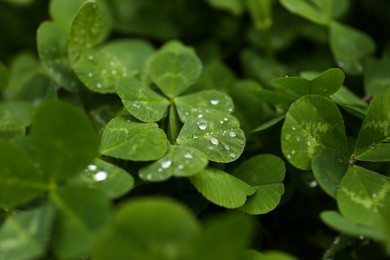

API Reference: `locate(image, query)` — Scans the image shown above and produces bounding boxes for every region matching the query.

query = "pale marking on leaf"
[340,182,390,211]
[364,120,390,137]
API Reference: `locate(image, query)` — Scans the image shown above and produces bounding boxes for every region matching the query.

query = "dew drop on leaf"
[210,137,219,145]
[88,164,97,171]
[197,114,203,118]
[308,180,318,188]
[178,164,184,170]
[210,99,219,105]
[132,101,141,108]
[161,160,172,169]
[229,131,237,137]
[97,83,102,88]
[184,152,193,159]
[198,123,207,130]
[229,153,236,158]
[88,55,94,60]
[88,72,93,78]
[224,144,230,150]
[93,171,108,182]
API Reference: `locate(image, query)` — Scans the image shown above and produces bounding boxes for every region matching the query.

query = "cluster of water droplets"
[87,164,108,182]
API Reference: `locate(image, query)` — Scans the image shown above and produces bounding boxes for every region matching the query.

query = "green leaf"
[330,22,376,75]
[354,94,390,161]
[0,140,46,208]
[99,116,169,161]
[51,185,110,258]
[6,53,42,98]
[273,76,311,97]
[93,197,200,260]
[337,166,390,228]
[148,44,202,98]
[31,101,99,181]
[68,1,106,65]
[312,147,350,198]
[281,95,347,170]
[330,86,368,118]
[0,61,8,90]
[194,213,254,260]
[49,0,111,33]
[0,205,54,260]
[168,104,181,143]
[280,0,329,25]
[310,68,345,96]
[139,145,208,182]
[320,211,386,241]
[252,115,285,133]
[177,110,246,163]
[116,77,169,123]
[17,74,57,105]
[273,68,344,97]
[76,158,134,199]
[364,58,390,96]
[190,168,256,209]
[207,0,244,16]
[0,101,34,138]
[234,154,285,214]
[175,90,235,122]
[73,39,155,93]
[36,21,78,91]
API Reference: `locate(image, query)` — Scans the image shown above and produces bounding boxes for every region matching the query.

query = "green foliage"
[1,0,390,258]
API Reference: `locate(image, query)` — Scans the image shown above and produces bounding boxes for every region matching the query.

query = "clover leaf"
[116,77,169,122]
[177,110,246,163]
[99,116,169,161]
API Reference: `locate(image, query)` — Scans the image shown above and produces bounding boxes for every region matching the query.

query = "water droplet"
[358,235,365,240]
[295,137,301,142]
[192,135,198,139]
[224,144,230,150]
[112,70,117,75]
[97,83,102,88]
[372,193,377,197]
[309,180,318,188]
[88,72,93,78]
[198,123,207,130]
[292,126,296,131]
[133,101,141,108]
[197,114,203,118]
[161,160,172,169]
[184,152,193,159]
[333,237,340,245]
[190,108,198,112]
[229,131,236,137]
[228,108,233,112]
[284,134,291,141]
[158,168,163,172]
[286,154,291,159]
[291,150,296,155]
[87,164,97,171]
[229,153,236,158]
[285,75,289,77]
[93,171,108,182]
[146,174,153,180]
[220,120,224,124]
[210,99,219,105]
[88,55,94,60]
[210,137,219,145]
[178,164,184,170]
[224,117,228,121]
[370,143,376,149]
